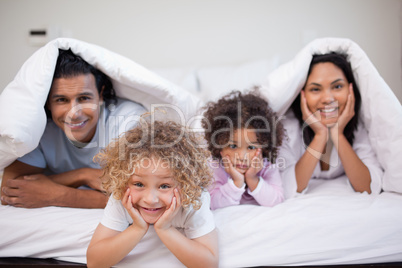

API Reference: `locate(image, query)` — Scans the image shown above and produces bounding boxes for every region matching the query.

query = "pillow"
[196,57,280,103]
[151,67,199,96]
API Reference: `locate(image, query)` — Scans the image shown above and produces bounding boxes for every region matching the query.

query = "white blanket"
[1,178,402,267]
[0,38,202,171]
[262,37,402,194]
[0,38,401,267]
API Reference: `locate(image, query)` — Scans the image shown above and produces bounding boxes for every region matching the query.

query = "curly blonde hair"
[95,120,212,210]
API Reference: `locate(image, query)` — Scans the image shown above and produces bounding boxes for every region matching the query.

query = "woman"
[280,52,382,198]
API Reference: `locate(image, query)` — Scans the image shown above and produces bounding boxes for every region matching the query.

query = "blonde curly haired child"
[87,120,218,268]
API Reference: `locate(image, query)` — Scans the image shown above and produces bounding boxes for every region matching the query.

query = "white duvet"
[0,38,202,171]
[0,38,401,267]
[1,177,402,267]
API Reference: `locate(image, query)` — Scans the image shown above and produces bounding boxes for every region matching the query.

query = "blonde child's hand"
[330,84,355,140]
[154,188,181,231]
[122,188,149,232]
[222,156,245,188]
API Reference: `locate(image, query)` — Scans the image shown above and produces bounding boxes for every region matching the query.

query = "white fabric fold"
[0,38,202,170]
[262,37,402,193]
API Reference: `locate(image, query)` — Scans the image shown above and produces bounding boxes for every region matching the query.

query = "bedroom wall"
[0,0,401,103]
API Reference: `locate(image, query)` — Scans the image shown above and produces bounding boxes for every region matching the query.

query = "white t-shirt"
[18,98,146,174]
[101,191,215,240]
[280,110,383,198]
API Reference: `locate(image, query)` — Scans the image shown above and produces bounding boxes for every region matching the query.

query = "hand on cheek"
[330,83,355,139]
[301,91,327,135]
[245,149,263,180]
[155,188,181,231]
[122,188,148,231]
[221,155,245,188]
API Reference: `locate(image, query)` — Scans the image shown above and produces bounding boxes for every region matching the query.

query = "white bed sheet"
[1,177,402,267]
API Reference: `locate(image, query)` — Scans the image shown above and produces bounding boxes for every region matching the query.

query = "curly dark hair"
[201,87,286,163]
[95,120,213,210]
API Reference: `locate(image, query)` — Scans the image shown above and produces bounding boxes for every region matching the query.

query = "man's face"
[47,74,102,143]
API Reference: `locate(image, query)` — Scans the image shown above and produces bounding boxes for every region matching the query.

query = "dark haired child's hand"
[155,188,181,231]
[330,84,355,142]
[245,149,263,192]
[222,156,245,188]
[122,188,149,232]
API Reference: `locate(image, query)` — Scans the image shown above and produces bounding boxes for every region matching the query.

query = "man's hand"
[1,174,64,208]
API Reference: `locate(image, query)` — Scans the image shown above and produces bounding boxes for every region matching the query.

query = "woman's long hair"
[290,52,361,146]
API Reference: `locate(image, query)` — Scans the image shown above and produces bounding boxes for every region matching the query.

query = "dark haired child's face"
[220,128,260,174]
[47,74,102,143]
[304,62,350,127]
[127,157,177,224]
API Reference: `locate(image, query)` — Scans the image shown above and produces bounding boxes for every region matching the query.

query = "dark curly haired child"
[202,88,286,210]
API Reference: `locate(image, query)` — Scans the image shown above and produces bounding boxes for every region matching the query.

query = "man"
[1,49,146,208]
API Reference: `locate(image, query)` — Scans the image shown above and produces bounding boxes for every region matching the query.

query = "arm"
[209,159,245,210]
[244,149,262,191]
[295,91,328,192]
[1,160,107,208]
[248,165,284,207]
[157,228,219,268]
[155,190,219,268]
[330,85,371,193]
[49,167,103,190]
[87,224,147,268]
[86,189,149,268]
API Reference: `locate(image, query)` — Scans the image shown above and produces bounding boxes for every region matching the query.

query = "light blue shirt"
[18,98,146,174]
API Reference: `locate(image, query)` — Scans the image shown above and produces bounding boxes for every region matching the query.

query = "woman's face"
[303,62,351,126]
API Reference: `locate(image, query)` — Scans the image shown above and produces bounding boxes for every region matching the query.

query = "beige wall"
[0,0,401,102]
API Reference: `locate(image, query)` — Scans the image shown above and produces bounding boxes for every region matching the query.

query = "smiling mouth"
[141,207,162,213]
[320,107,337,113]
[64,120,88,128]
[319,107,339,118]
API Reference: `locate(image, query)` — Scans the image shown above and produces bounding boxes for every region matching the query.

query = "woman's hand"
[154,189,181,231]
[300,91,328,137]
[330,84,355,140]
[122,188,149,232]
[221,156,245,188]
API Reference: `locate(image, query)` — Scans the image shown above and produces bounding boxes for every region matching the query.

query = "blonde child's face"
[220,128,260,174]
[127,157,177,224]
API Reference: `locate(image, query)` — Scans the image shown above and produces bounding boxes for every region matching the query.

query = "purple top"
[208,159,284,210]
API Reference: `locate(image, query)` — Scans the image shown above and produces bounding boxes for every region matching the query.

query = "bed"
[0,38,401,267]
